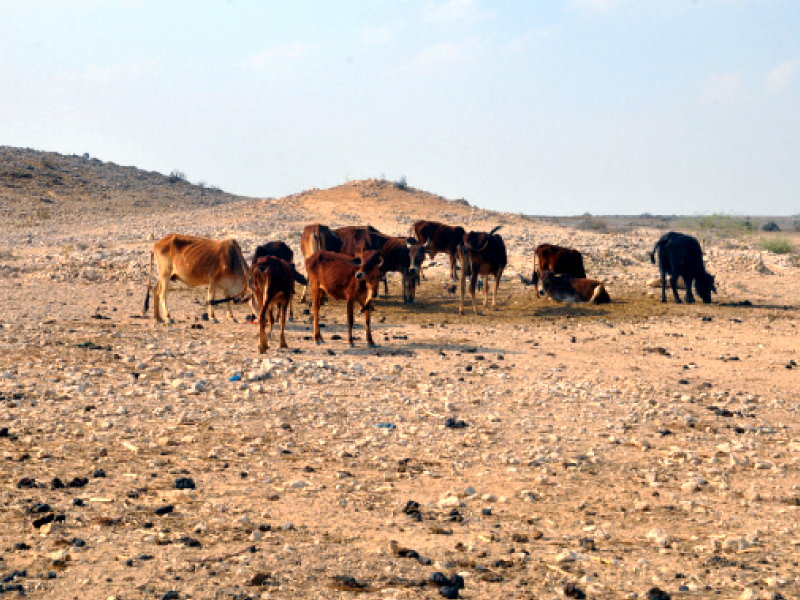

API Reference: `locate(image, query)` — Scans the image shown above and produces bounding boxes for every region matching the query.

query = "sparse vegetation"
[760,237,794,254]
[394,175,408,191]
[761,220,780,232]
[169,169,186,183]
[681,213,756,237]
[576,214,609,233]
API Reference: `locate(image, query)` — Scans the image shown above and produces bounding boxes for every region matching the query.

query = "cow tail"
[143,250,154,315]
[489,225,502,236]
[649,240,661,264]
[293,265,308,286]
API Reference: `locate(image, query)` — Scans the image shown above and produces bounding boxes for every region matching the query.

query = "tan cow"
[143,234,252,323]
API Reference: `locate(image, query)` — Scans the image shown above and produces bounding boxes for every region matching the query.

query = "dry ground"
[1,149,800,600]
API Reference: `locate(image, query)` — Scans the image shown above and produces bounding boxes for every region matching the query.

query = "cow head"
[407,238,430,276]
[696,272,717,304]
[351,250,383,309]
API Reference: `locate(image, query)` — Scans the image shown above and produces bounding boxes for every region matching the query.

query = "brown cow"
[299,224,343,302]
[458,226,507,315]
[305,250,384,347]
[538,271,610,304]
[143,234,252,323]
[250,256,307,353]
[251,241,298,321]
[411,220,466,281]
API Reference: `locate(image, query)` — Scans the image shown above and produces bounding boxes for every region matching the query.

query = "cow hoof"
[211,318,220,324]
[258,346,267,354]
[368,342,377,348]
[315,340,324,345]
[166,318,175,325]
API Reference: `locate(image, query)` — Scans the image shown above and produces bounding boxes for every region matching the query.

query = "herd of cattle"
[142,221,717,352]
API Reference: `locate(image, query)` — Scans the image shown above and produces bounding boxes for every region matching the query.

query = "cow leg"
[267,304,276,340]
[158,274,172,323]
[684,276,696,304]
[299,284,308,304]
[153,279,164,323]
[363,303,375,347]
[258,296,269,354]
[670,275,682,304]
[659,267,669,303]
[312,287,324,344]
[482,274,490,307]
[206,283,218,321]
[450,251,458,281]
[458,258,467,316]
[470,273,480,315]
[492,268,503,308]
[278,301,288,349]
[382,275,389,297]
[347,300,355,346]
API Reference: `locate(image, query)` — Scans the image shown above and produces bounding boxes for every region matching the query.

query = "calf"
[528,244,586,293]
[539,271,610,304]
[458,226,507,315]
[305,250,384,347]
[411,220,466,281]
[251,241,297,320]
[250,256,307,353]
[299,225,343,301]
[650,232,716,304]
[143,234,252,323]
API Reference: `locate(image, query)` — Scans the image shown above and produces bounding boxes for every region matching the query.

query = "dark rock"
[13,542,30,551]
[72,498,84,507]
[563,583,587,599]
[72,538,86,547]
[177,536,201,548]
[444,417,467,429]
[93,468,106,478]
[154,504,174,516]
[28,502,51,514]
[646,587,671,600]
[439,586,460,599]
[161,592,180,600]
[249,572,271,586]
[403,500,421,515]
[67,477,89,488]
[16,477,37,489]
[174,477,195,490]
[0,427,8,437]
[32,513,55,528]
[50,477,64,489]
[481,508,492,516]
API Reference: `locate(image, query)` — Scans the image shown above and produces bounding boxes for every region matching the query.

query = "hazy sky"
[2,0,799,215]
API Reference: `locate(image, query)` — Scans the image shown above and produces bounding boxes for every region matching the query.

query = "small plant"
[761,220,780,232]
[394,175,408,191]
[169,169,186,183]
[760,237,794,254]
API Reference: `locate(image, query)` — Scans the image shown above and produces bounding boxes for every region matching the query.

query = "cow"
[530,244,586,293]
[411,220,466,281]
[458,226,507,315]
[650,232,716,304]
[143,234,252,323]
[304,250,384,347]
[336,226,428,303]
[249,256,307,353]
[250,240,299,321]
[537,271,611,304]
[299,224,343,302]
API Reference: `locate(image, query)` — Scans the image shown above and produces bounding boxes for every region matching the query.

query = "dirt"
[1,148,799,600]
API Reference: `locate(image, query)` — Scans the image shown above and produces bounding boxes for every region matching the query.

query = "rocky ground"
[1,148,800,600]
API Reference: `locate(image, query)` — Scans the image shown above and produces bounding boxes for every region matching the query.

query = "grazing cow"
[249,256,307,353]
[650,232,716,304]
[458,226,507,315]
[251,241,298,321]
[143,234,252,323]
[299,225,343,301]
[305,250,384,346]
[411,220,466,281]
[538,271,611,304]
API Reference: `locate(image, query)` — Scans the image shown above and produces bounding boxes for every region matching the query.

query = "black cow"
[650,232,716,304]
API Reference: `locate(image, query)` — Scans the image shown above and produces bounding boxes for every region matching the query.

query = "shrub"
[576,215,609,232]
[169,169,186,183]
[761,221,780,232]
[394,175,408,191]
[760,237,794,254]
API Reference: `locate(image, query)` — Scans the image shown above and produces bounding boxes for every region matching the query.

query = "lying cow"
[304,250,384,347]
[459,226,507,315]
[526,244,586,294]
[538,271,610,304]
[251,240,298,321]
[650,232,716,304]
[250,256,307,353]
[143,234,252,323]
[411,220,466,281]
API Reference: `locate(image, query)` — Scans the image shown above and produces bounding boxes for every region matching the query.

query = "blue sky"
[2,0,798,215]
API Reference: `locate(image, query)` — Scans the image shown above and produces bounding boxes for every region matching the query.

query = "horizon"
[2,1,799,216]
